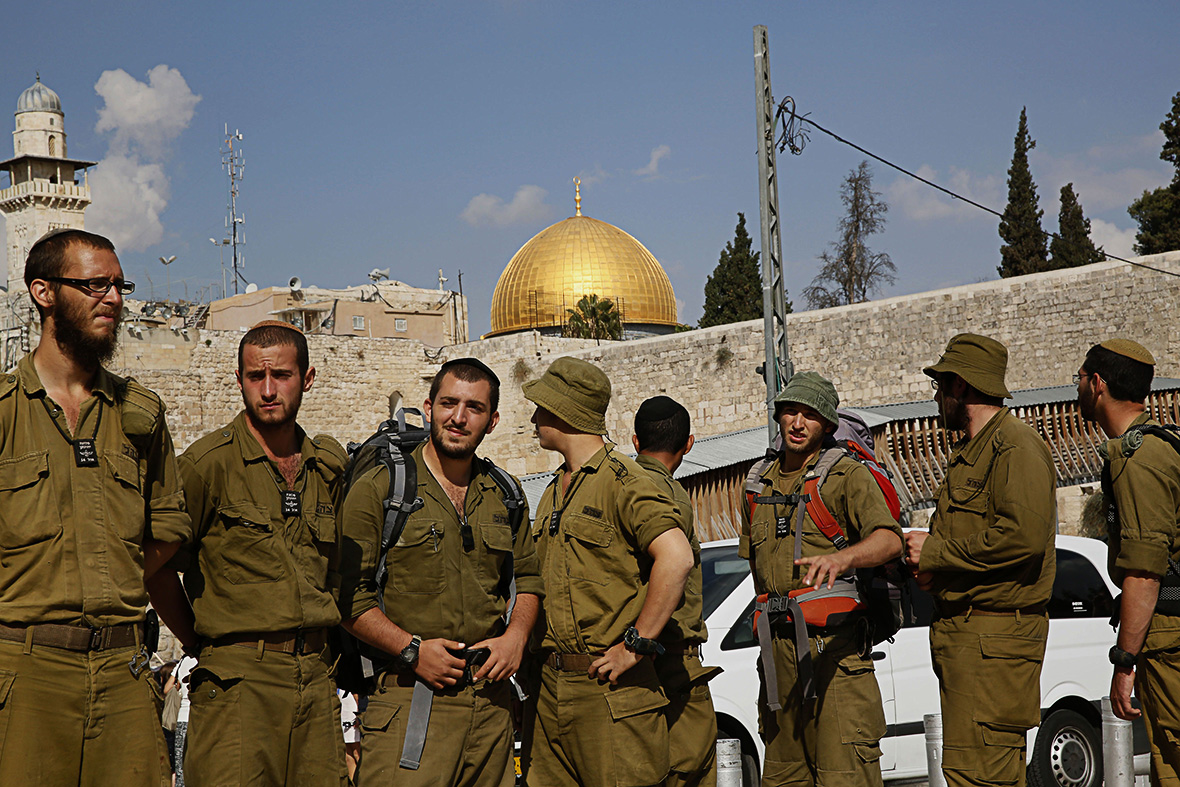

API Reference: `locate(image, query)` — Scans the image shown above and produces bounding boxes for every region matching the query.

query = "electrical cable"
[774,98,1180,279]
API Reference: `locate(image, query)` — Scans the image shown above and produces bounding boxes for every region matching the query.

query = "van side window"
[1049,549,1114,618]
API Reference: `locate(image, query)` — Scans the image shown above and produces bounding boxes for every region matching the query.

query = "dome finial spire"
[573,177,582,217]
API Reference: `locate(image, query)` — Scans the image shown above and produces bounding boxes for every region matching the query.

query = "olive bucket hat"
[773,371,840,427]
[522,357,611,435]
[924,333,1012,399]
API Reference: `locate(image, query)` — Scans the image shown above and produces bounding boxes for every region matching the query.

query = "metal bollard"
[1103,696,1135,787]
[923,713,949,787]
[715,738,743,787]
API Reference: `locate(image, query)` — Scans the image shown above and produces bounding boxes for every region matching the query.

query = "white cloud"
[460,185,553,227]
[634,145,671,178]
[86,65,200,252]
[887,165,1004,221]
[577,164,610,186]
[1089,218,1138,259]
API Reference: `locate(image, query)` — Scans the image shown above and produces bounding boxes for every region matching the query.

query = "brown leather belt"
[212,628,328,655]
[661,644,701,656]
[937,602,1047,619]
[545,652,597,672]
[0,622,140,652]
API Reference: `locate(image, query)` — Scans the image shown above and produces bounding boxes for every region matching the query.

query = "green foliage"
[564,294,622,342]
[699,213,771,328]
[804,161,896,308]
[998,108,1049,277]
[1129,91,1180,255]
[1048,183,1104,269]
[672,323,695,333]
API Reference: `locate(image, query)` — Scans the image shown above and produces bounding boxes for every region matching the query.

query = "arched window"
[48,136,56,156]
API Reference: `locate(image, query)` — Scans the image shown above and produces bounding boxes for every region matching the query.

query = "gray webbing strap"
[399,680,434,770]
[787,597,815,702]
[792,495,808,565]
[755,598,780,711]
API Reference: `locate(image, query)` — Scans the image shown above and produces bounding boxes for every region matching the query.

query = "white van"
[702,534,1148,787]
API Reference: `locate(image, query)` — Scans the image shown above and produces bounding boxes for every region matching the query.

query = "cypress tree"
[998,107,1048,277]
[1048,183,1104,269]
[699,213,778,328]
[1129,90,1180,255]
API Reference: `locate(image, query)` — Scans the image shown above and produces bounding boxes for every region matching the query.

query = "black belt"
[0,622,140,652]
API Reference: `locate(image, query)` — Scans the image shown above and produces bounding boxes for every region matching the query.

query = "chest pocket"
[0,451,53,548]
[103,449,145,543]
[563,513,614,585]
[480,522,514,591]
[217,501,282,584]
[389,520,446,595]
[940,479,991,541]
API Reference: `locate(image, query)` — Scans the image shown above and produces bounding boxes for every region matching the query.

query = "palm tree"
[564,294,622,343]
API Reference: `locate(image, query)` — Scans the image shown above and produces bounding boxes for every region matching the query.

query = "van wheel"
[1027,709,1101,787]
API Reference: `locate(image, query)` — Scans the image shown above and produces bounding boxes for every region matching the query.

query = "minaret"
[0,76,95,291]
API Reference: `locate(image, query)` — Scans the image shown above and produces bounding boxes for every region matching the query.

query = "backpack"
[331,408,526,695]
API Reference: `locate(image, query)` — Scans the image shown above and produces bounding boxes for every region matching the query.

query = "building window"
[49,118,55,126]
[48,136,55,156]
[352,315,365,331]
[395,319,408,332]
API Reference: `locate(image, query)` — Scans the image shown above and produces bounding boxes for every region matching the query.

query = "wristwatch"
[623,626,666,656]
[397,634,422,668]
[1109,645,1138,669]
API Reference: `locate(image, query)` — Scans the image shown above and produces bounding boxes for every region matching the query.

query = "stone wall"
[110,251,1180,477]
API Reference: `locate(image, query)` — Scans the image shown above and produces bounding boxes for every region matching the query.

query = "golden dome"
[488,198,678,337]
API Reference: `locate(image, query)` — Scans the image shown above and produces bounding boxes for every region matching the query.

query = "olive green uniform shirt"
[919,408,1057,609]
[1103,412,1180,645]
[635,454,707,646]
[739,449,903,595]
[176,412,347,639]
[531,444,682,655]
[337,443,542,644]
[0,353,189,627]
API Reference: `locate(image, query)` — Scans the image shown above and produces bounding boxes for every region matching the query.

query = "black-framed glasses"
[1073,372,1093,384]
[48,276,135,296]
[929,378,941,391]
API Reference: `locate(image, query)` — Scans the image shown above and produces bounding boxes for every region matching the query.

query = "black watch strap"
[624,626,665,656]
[398,634,422,667]
[1109,644,1138,668]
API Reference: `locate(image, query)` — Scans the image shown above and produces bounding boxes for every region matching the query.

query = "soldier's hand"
[589,643,641,685]
[471,628,527,682]
[414,638,466,690]
[1110,667,1140,720]
[914,571,935,591]
[795,552,854,589]
[904,530,929,567]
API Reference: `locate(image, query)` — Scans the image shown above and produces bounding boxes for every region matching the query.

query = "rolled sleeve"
[618,472,681,552]
[837,462,904,543]
[336,468,385,621]
[511,496,545,599]
[1112,453,1180,577]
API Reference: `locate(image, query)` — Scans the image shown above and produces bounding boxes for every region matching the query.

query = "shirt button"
[208,689,217,698]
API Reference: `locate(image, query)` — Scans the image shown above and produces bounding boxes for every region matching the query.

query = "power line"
[774,99,1180,279]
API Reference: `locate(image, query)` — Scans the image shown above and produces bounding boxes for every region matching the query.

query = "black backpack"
[332,408,526,694]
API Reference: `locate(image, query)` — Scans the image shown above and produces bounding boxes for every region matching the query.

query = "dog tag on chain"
[282,490,302,517]
[74,439,99,468]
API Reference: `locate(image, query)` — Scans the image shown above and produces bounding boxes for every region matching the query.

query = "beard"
[781,428,826,459]
[939,395,969,432]
[431,417,488,460]
[244,389,302,430]
[1078,387,1097,422]
[53,296,120,366]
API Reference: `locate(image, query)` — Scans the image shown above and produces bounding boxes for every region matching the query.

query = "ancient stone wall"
[111,252,1180,477]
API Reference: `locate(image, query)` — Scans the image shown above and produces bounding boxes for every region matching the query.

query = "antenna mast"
[221,126,247,295]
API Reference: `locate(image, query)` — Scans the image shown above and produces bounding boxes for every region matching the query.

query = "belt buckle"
[294,630,306,654]
[89,627,104,651]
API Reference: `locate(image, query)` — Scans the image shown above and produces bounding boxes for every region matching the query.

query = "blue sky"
[3,2,1176,337]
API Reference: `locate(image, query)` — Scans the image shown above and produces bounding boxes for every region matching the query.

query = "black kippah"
[635,395,681,423]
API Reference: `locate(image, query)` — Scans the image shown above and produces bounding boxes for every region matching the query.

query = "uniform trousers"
[1138,645,1180,786]
[929,611,1047,787]
[523,656,670,787]
[654,651,718,787]
[184,642,346,786]
[756,623,885,787]
[0,638,169,786]
[357,673,514,787]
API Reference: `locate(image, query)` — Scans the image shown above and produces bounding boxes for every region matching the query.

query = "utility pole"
[753,25,793,444]
[221,126,247,294]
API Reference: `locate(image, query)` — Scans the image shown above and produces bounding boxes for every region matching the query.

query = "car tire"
[1027,709,1102,787]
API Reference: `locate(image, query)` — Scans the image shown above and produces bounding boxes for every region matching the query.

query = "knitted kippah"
[1099,339,1155,366]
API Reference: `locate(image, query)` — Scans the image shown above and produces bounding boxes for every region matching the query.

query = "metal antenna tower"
[753,25,794,444]
[220,126,247,295]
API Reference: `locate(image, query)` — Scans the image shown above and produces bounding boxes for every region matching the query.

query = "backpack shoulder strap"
[803,448,849,549]
[484,461,525,542]
[372,426,426,610]
[744,449,778,521]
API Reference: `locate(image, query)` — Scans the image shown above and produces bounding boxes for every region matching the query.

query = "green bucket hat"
[522,357,611,435]
[924,333,1012,399]
[773,371,840,427]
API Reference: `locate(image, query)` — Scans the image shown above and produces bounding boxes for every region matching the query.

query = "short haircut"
[238,323,309,376]
[1084,344,1153,403]
[24,230,117,321]
[429,361,500,412]
[634,397,691,454]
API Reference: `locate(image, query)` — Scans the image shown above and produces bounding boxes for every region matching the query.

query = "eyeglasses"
[48,276,135,296]
[1073,372,1093,384]
[929,378,941,391]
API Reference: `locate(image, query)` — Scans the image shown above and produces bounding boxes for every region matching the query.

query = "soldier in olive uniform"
[1076,339,1180,783]
[905,334,1056,787]
[338,358,542,786]
[0,230,190,786]
[632,396,720,787]
[153,321,349,786]
[741,372,902,787]
[521,357,694,787]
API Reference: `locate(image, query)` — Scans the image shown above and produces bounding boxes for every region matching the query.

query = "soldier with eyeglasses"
[0,229,190,786]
